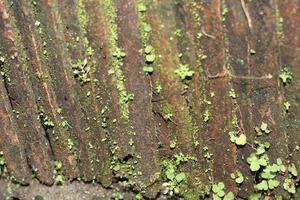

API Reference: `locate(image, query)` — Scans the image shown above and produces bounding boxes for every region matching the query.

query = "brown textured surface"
[0,0,299,199]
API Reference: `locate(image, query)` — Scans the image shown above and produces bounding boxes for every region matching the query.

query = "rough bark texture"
[0,0,299,199]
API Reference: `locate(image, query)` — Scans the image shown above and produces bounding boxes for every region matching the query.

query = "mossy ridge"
[221,2,252,197]
[79,0,113,185]
[190,0,237,196]
[99,0,131,122]
[24,0,84,180]
[30,0,109,183]
[137,0,208,198]
[1,0,55,184]
[250,0,290,197]
[0,73,30,183]
[179,0,217,190]
[92,0,145,190]
[46,0,113,184]
[114,0,162,196]
[276,1,300,197]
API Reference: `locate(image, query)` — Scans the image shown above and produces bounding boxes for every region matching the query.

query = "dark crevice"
[1,74,15,114]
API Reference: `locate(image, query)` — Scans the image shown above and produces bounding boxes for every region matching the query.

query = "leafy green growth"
[113,48,126,59]
[247,153,268,172]
[284,101,291,112]
[255,179,280,191]
[141,22,151,33]
[254,140,270,155]
[175,64,194,80]
[260,122,271,134]
[231,171,244,184]
[135,193,143,200]
[279,67,292,84]
[229,131,247,146]
[203,109,210,123]
[161,103,174,122]
[54,160,64,185]
[223,192,235,200]
[283,178,296,194]
[145,54,156,63]
[288,163,297,177]
[161,155,188,196]
[137,3,147,12]
[229,89,236,99]
[250,49,256,55]
[144,45,154,54]
[155,82,162,94]
[67,138,75,150]
[38,109,54,128]
[174,29,182,37]
[0,151,6,174]
[203,146,213,160]
[221,5,229,22]
[212,182,225,198]
[112,191,124,200]
[255,122,271,136]
[143,66,154,74]
[170,140,177,149]
[248,193,262,200]
[86,46,94,56]
[71,58,92,85]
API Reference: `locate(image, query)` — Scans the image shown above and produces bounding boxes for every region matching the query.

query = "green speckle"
[283,101,291,112]
[229,88,236,99]
[145,54,156,63]
[54,160,64,185]
[101,0,131,120]
[143,66,154,74]
[175,64,194,80]
[137,3,147,12]
[279,67,292,84]
[250,49,256,55]
[144,45,154,54]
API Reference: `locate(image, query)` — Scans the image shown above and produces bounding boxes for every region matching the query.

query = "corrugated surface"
[0,0,299,199]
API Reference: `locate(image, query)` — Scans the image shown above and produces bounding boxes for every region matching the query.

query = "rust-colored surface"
[0,0,299,199]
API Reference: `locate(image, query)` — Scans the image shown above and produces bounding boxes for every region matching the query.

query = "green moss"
[275,1,284,39]
[100,0,131,121]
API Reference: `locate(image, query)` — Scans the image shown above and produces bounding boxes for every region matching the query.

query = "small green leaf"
[247,154,261,171]
[137,3,147,12]
[279,67,292,84]
[284,101,291,112]
[235,134,247,146]
[283,178,296,194]
[113,164,121,171]
[145,54,156,63]
[288,163,297,177]
[268,179,280,190]
[235,175,244,184]
[255,180,268,191]
[250,49,256,55]
[144,45,153,54]
[175,172,186,183]
[212,182,225,193]
[165,170,175,181]
[248,193,262,200]
[142,23,151,32]
[229,131,237,143]
[175,64,195,80]
[223,192,234,200]
[260,122,268,132]
[143,66,154,73]
[229,89,236,99]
